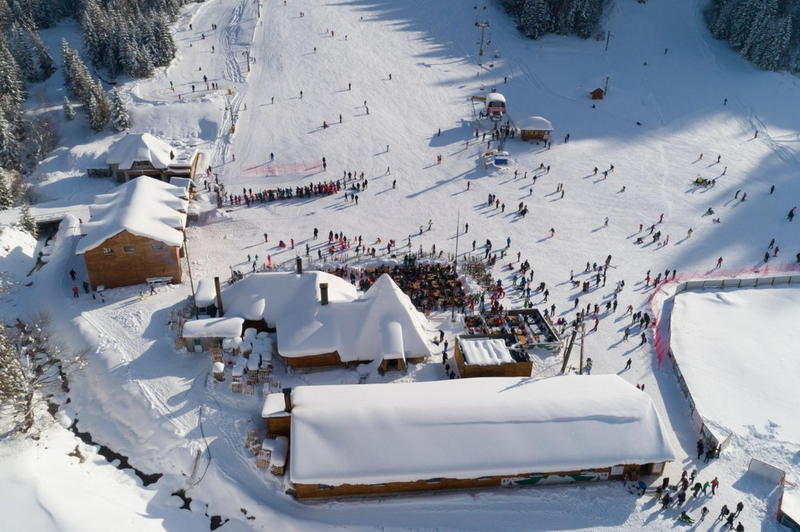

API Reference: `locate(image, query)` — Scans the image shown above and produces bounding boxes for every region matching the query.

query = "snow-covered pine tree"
[80,0,110,68]
[518,0,551,39]
[29,29,57,81]
[86,81,110,132]
[62,39,93,104]
[9,24,37,83]
[728,0,760,50]
[63,95,75,120]
[0,39,25,108]
[110,88,130,132]
[753,15,792,71]
[0,322,27,416]
[0,113,22,171]
[149,17,176,67]
[32,0,60,28]
[20,202,38,238]
[739,0,778,64]
[0,169,13,210]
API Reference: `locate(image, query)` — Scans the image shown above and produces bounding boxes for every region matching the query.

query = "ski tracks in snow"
[223,0,247,85]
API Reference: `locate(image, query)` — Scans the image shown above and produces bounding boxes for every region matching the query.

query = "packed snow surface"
[670,285,800,442]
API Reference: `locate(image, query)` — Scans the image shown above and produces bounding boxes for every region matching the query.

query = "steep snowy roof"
[221,271,358,322]
[106,133,175,170]
[276,274,432,362]
[181,317,244,339]
[289,375,675,486]
[195,278,217,308]
[517,116,554,131]
[459,338,514,365]
[262,393,290,418]
[75,178,188,254]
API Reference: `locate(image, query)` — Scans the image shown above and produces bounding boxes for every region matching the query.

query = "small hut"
[590,88,605,100]
[454,336,533,378]
[517,116,553,142]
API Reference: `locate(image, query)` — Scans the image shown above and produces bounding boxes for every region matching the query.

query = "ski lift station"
[486,93,506,121]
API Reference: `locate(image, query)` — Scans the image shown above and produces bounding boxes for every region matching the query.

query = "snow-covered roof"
[181,317,244,339]
[106,133,176,170]
[221,271,358,322]
[168,176,194,197]
[276,274,432,362]
[75,178,188,254]
[167,148,197,170]
[783,490,800,521]
[517,116,554,131]
[262,393,290,418]
[487,93,506,103]
[262,437,289,467]
[459,338,514,365]
[195,278,217,308]
[289,375,675,486]
[381,321,405,360]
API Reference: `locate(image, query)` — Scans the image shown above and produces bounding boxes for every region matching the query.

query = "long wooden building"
[265,375,676,499]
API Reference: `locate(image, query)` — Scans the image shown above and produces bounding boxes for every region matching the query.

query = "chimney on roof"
[296,256,303,275]
[282,387,293,413]
[214,276,224,317]
[320,283,329,306]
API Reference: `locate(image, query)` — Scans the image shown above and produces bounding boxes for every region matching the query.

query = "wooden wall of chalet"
[284,351,344,370]
[293,463,660,499]
[453,340,533,378]
[82,230,182,289]
[520,129,549,141]
[266,416,290,438]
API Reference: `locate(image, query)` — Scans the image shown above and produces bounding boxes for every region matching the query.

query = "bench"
[146,276,173,286]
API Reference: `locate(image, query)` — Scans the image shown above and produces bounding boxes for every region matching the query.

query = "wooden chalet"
[76,178,188,289]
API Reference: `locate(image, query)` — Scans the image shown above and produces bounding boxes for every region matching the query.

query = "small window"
[124,246,135,253]
[425,478,442,484]
[151,243,163,251]
[102,247,114,255]
[318,484,334,490]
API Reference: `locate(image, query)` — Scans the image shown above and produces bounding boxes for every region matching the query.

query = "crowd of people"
[325,258,466,312]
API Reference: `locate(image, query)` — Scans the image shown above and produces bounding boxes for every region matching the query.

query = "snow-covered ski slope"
[2,0,800,530]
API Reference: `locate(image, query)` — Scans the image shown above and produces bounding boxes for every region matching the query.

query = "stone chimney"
[282,387,293,413]
[320,283,329,305]
[296,256,303,275]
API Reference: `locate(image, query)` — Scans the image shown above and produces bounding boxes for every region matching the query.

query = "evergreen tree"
[0,114,21,171]
[0,169,13,210]
[20,202,38,238]
[9,23,37,83]
[109,88,130,131]
[0,39,25,108]
[0,322,27,414]
[29,29,56,80]
[518,0,551,39]
[62,95,75,120]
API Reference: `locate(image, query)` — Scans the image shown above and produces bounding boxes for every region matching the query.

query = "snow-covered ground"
[2,0,800,530]
[672,285,800,443]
